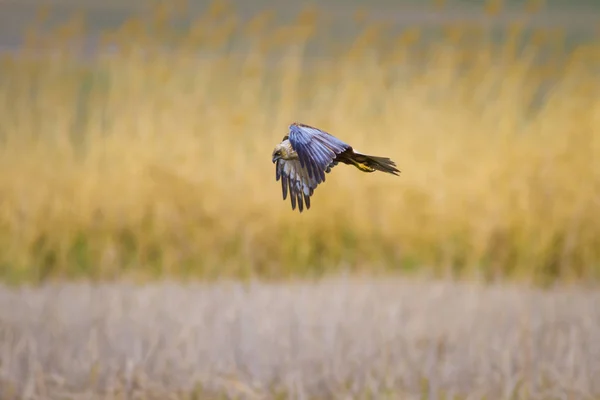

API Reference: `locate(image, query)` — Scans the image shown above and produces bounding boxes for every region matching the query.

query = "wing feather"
[275,158,322,213]
[287,123,350,184]
[281,174,288,200]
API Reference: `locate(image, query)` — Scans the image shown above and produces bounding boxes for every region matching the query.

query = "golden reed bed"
[0,0,598,284]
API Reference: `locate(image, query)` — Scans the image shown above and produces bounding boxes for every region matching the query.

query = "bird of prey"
[272,122,400,212]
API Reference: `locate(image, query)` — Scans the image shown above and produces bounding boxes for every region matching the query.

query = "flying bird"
[272,122,400,212]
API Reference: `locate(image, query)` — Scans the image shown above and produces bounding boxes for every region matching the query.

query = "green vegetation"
[0,0,598,285]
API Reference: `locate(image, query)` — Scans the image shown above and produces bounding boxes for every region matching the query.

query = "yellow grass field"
[0,1,598,285]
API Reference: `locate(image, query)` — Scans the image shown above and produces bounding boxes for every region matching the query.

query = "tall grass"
[2,278,599,399]
[0,1,598,284]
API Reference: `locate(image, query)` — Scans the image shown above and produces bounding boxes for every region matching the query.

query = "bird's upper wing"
[287,123,351,183]
[275,158,320,212]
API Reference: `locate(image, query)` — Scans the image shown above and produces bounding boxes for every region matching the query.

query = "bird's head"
[272,140,295,163]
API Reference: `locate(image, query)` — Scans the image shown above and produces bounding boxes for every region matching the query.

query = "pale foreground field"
[0,278,599,399]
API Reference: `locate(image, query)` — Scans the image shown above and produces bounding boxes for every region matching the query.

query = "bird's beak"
[272,155,280,164]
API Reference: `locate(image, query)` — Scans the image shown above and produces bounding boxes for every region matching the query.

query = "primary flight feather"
[272,122,400,212]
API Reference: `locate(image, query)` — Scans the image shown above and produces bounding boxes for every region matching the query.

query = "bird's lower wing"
[275,158,320,212]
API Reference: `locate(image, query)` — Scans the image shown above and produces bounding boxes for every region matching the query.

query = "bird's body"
[272,122,400,212]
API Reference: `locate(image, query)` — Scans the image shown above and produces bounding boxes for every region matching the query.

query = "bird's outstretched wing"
[288,123,350,184]
[275,158,320,212]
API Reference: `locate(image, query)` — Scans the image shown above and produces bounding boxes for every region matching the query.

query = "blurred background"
[0,0,598,285]
[0,0,599,398]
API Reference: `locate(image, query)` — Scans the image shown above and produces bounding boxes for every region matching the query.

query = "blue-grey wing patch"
[275,158,319,212]
[288,123,350,184]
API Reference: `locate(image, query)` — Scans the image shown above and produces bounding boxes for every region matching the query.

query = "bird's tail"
[350,153,400,176]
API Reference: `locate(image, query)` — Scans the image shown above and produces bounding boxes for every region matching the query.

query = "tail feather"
[351,153,401,175]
